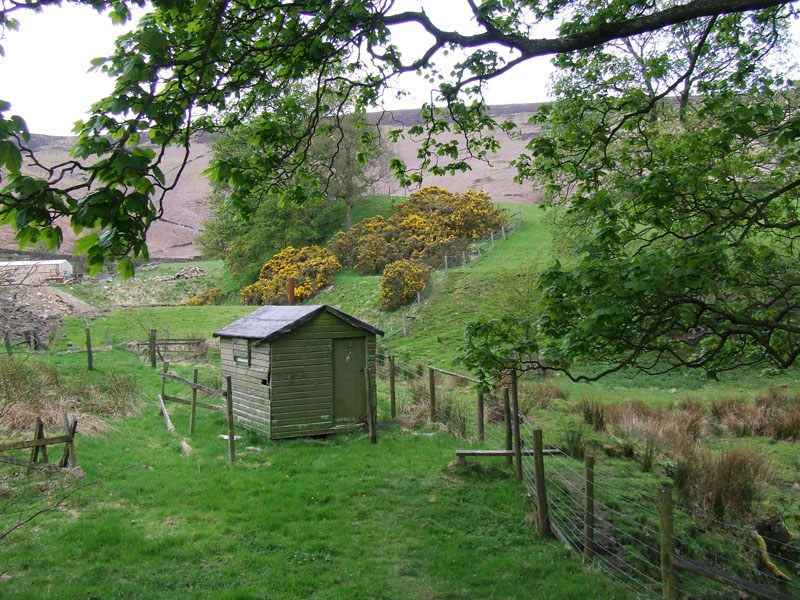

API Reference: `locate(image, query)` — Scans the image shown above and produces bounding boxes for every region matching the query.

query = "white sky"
[0,2,555,136]
[2,3,794,136]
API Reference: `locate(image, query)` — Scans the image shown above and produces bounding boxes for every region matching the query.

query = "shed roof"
[213,305,384,341]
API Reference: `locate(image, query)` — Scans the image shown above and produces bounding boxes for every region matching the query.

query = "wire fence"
[375,354,800,600]
[383,206,523,339]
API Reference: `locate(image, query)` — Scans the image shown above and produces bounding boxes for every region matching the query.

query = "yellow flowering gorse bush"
[186,288,223,306]
[329,186,509,275]
[379,260,434,311]
[240,245,341,305]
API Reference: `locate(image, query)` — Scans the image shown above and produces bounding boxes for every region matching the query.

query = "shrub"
[330,186,509,274]
[186,287,223,306]
[379,260,433,311]
[578,398,605,431]
[560,421,587,460]
[240,245,341,305]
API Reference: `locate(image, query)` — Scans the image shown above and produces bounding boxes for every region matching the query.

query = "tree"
[461,4,800,382]
[197,98,385,281]
[0,0,790,275]
[2,0,799,379]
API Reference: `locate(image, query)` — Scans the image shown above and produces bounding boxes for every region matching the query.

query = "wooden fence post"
[584,454,595,561]
[501,225,506,240]
[532,429,552,536]
[491,231,495,248]
[190,368,198,434]
[104,327,110,347]
[510,370,523,481]
[365,367,377,444]
[659,488,679,599]
[4,332,11,356]
[462,251,466,266]
[477,390,484,441]
[149,329,157,368]
[389,355,396,419]
[86,328,93,371]
[503,387,512,464]
[161,361,169,398]
[402,316,408,337]
[428,366,437,421]
[29,417,46,467]
[226,376,235,462]
[60,413,77,468]
[444,255,448,275]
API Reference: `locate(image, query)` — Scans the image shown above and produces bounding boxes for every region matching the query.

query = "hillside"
[2,103,544,260]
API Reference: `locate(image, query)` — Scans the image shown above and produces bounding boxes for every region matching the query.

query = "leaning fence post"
[389,355,396,419]
[190,368,198,434]
[659,488,679,599]
[503,387,512,465]
[402,316,408,337]
[428,366,437,422]
[584,454,595,561]
[501,225,506,240]
[86,328,94,371]
[477,390,484,441]
[532,429,552,537]
[510,370,523,481]
[226,376,235,462]
[161,361,169,398]
[4,332,11,356]
[149,329,157,368]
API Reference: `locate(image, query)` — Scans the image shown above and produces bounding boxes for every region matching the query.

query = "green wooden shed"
[213,305,384,439]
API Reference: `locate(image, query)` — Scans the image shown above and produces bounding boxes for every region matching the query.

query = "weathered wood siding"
[270,311,376,439]
[219,337,271,436]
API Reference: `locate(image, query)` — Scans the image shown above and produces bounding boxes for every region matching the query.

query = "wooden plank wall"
[269,311,375,439]
[219,338,271,436]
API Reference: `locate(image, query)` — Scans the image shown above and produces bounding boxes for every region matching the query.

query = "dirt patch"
[0,284,97,344]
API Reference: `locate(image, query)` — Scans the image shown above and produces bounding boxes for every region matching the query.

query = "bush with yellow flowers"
[330,186,508,274]
[379,260,434,311]
[240,245,341,305]
[186,288,223,306]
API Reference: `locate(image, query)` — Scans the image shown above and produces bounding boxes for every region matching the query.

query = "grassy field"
[6,195,800,598]
[0,352,632,600]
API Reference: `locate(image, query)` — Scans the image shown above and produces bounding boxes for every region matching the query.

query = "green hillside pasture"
[56,260,227,310]
[52,305,259,353]
[0,351,632,600]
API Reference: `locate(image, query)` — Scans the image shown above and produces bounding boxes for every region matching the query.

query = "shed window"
[233,340,251,366]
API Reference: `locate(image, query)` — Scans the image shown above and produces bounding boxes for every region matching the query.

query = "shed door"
[333,337,367,422]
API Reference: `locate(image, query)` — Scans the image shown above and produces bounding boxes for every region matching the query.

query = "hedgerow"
[240,246,341,305]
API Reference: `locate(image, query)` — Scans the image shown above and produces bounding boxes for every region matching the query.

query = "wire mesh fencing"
[374,355,800,600]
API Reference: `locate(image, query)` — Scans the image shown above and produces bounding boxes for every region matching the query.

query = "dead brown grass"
[0,356,139,436]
